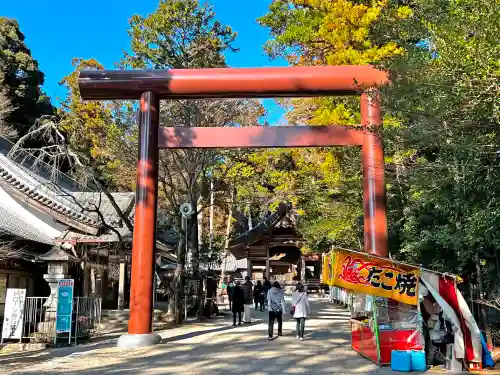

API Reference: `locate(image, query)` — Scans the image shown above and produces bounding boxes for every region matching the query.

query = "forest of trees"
[1,0,499,315]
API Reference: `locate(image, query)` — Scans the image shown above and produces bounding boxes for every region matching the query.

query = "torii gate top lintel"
[78,65,389,342]
[78,65,389,100]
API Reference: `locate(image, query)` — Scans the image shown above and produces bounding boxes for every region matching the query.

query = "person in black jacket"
[227,277,235,310]
[232,281,245,326]
[263,277,271,308]
[253,280,264,311]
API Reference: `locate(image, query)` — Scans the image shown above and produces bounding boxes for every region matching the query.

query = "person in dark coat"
[263,276,272,307]
[227,277,235,310]
[253,280,264,311]
[232,281,245,326]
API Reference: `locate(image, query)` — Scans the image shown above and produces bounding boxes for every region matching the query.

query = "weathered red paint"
[128,91,159,335]
[77,65,390,339]
[361,90,388,257]
[158,125,366,149]
[78,65,389,100]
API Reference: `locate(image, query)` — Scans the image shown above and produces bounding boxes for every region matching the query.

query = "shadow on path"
[6,299,395,375]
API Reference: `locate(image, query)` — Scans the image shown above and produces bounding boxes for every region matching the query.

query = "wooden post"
[82,246,89,297]
[118,256,126,311]
[265,237,270,280]
[247,259,253,280]
[300,256,306,283]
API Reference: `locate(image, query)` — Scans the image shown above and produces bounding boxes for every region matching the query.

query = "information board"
[1,288,26,340]
[56,279,74,333]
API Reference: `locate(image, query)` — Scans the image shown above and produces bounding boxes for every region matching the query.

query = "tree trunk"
[476,250,493,347]
[190,214,200,274]
[196,196,205,321]
[198,197,203,250]
[167,290,175,316]
[218,187,235,299]
[209,177,214,250]
[247,204,253,231]
[189,216,204,322]
[174,218,186,324]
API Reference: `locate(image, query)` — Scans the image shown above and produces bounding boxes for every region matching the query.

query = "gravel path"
[2,298,405,374]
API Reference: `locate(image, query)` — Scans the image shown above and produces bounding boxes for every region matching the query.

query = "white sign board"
[1,288,26,340]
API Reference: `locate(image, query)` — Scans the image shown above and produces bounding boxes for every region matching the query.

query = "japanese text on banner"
[332,250,419,305]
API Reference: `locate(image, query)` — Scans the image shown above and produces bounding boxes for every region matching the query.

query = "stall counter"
[351,319,423,365]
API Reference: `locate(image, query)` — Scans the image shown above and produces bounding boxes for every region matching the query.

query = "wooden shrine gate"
[78,65,389,347]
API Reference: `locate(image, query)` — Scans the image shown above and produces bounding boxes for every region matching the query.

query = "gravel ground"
[1,298,427,375]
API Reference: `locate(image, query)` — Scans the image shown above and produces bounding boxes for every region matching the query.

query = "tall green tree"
[122,0,263,321]
[258,0,500,299]
[371,0,500,342]
[225,147,364,251]
[255,0,412,251]
[378,0,500,278]
[0,89,15,139]
[0,18,53,137]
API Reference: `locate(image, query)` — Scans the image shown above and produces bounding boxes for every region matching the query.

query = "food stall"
[326,249,423,366]
[323,248,484,371]
[350,295,423,365]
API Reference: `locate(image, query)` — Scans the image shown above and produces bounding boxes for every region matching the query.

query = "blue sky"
[2,0,288,124]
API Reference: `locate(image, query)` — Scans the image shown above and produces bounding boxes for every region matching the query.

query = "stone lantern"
[37,247,79,333]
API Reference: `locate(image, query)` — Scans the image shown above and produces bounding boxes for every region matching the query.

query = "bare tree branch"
[0,238,35,261]
[9,117,134,232]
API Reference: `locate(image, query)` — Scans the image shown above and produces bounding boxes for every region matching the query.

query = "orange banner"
[332,250,420,305]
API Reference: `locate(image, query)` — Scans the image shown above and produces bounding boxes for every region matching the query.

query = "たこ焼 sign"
[331,250,420,305]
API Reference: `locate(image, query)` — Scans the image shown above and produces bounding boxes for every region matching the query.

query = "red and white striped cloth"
[421,271,482,363]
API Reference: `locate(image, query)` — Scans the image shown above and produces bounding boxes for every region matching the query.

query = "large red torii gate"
[79,65,389,348]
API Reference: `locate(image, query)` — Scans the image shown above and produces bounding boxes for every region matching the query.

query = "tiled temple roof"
[0,153,99,228]
[0,141,134,244]
[0,201,56,244]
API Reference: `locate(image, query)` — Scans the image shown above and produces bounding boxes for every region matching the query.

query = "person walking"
[262,276,271,308]
[253,280,264,311]
[227,277,235,311]
[267,281,286,340]
[292,283,312,341]
[242,276,254,323]
[231,281,245,326]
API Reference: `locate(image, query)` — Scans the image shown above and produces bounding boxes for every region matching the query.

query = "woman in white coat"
[291,283,312,341]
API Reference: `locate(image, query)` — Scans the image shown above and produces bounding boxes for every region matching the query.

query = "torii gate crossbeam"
[78,65,389,348]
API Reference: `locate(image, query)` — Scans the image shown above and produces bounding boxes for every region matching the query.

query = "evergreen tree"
[0,18,53,137]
